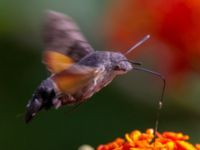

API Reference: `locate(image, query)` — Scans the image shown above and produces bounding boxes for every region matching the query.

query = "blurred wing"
[52,64,98,94]
[43,10,94,73]
[43,51,74,73]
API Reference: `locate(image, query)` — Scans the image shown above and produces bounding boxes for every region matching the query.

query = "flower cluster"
[97,129,200,150]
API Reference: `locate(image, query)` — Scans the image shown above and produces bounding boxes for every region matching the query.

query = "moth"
[25,11,165,124]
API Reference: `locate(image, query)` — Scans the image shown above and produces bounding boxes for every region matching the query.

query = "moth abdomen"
[25,79,56,123]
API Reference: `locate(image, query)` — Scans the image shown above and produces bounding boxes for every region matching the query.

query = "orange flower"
[97,129,200,150]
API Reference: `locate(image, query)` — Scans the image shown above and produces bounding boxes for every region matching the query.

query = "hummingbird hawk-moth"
[25,11,165,124]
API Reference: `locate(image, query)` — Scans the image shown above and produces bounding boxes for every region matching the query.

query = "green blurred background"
[1,0,200,149]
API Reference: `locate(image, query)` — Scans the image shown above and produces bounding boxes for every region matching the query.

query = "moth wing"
[52,64,98,94]
[43,10,94,73]
[43,51,74,73]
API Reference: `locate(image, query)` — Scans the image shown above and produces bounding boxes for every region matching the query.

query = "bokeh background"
[1,0,200,149]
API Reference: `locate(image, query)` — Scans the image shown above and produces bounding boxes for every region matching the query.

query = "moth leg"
[52,98,62,109]
[59,94,77,105]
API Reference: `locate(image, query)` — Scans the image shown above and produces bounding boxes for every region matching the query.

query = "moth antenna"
[124,35,150,55]
[130,63,166,142]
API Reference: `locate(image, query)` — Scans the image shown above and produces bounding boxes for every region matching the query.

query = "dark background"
[1,0,200,149]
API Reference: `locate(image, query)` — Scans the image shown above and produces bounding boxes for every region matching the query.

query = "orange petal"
[195,144,200,150]
[162,132,189,141]
[176,141,197,150]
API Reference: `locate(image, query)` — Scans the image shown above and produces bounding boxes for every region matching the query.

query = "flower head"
[97,129,200,150]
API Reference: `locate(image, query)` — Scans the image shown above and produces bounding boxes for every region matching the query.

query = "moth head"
[25,80,55,123]
[110,35,150,74]
[110,52,133,74]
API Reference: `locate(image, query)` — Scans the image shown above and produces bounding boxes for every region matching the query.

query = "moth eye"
[114,65,126,73]
[114,65,121,71]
